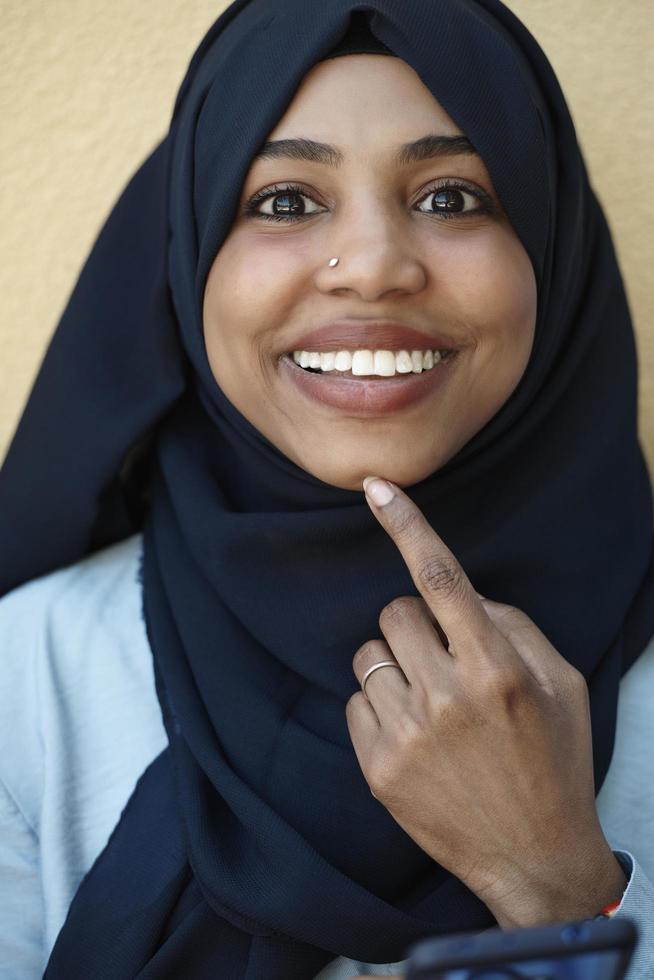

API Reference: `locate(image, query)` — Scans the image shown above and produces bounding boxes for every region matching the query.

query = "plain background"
[1,1,652,472]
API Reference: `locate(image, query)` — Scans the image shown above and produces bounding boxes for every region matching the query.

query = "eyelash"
[242,179,497,223]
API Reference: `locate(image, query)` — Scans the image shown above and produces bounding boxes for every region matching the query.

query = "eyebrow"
[253,134,478,167]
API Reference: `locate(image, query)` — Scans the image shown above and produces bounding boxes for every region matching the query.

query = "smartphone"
[404,916,637,979]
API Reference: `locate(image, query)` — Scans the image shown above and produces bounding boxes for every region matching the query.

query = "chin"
[298,447,452,492]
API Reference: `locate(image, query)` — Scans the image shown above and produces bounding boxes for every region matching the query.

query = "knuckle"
[497,604,522,623]
[352,639,385,672]
[480,665,530,708]
[499,605,535,638]
[379,595,420,630]
[417,555,464,599]
[366,717,424,797]
[345,691,364,715]
[394,711,423,748]
[565,664,589,699]
[367,753,397,797]
[425,687,473,734]
[435,696,470,733]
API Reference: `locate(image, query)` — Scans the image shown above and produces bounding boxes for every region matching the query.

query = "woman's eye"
[245,181,494,223]
[415,184,490,219]
[248,185,323,222]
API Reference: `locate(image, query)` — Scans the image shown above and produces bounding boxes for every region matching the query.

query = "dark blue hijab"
[1,0,653,976]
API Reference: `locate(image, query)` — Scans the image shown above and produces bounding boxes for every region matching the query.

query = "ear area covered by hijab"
[2,1,654,978]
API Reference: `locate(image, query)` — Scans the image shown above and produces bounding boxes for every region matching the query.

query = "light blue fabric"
[0,535,652,979]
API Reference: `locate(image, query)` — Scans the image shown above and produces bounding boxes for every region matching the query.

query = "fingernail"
[362,476,395,507]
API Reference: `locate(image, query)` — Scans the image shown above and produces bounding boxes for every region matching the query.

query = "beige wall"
[1,2,652,468]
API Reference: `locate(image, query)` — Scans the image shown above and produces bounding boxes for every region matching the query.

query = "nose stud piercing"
[328,257,339,267]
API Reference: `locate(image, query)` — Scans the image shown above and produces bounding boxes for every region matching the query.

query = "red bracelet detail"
[598,897,621,918]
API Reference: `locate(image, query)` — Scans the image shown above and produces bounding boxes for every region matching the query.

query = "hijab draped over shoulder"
[1,0,653,976]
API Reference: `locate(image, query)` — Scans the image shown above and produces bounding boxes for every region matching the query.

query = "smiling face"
[202,54,537,491]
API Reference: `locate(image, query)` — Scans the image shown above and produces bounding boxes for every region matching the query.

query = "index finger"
[362,475,490,647]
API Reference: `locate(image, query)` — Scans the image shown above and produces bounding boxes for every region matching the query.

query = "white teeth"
[395,350,413,374]
[373,350,396,376]
[334,350,353,371]
[351,350,375,376]
[292,347,449,377]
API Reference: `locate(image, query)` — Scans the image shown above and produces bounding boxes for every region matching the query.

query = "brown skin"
[346,479,626,977]
[202,56,625,957]
[203,54,536,491]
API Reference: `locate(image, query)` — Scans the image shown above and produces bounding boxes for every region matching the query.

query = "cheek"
[204,231,310,347]
[436,227,536,372]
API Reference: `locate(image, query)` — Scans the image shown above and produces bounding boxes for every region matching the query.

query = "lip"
[279,350,459,416]
[287,319,456,353]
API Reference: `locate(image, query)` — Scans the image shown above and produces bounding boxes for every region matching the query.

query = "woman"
[0,1,653,977]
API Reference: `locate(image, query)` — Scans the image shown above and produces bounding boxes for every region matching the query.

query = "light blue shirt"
[1,535,653,978]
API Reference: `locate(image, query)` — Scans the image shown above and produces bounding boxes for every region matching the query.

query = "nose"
[315,209,427,302]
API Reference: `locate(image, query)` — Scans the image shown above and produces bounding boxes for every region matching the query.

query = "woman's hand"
[345,477,627,929]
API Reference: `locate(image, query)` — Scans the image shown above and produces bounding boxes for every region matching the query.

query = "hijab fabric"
[1,1,653,976]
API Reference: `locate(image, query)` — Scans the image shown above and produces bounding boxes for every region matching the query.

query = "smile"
[292,347,453,377]
[280,347,458,416]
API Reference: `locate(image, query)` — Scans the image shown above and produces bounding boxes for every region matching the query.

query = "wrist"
[477,841,628,929]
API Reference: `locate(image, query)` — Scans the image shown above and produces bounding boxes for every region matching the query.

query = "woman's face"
[203,55,537,491]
